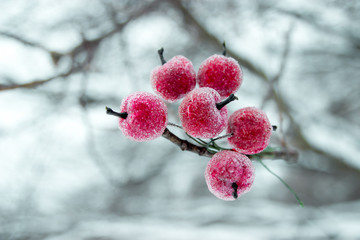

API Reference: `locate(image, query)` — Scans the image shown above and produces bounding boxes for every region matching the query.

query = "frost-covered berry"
[197,54,243,98]
[205,150,255,201]
[106,92,168,142]
[151,48,196,102]
[178,87,237,138]
[227,107,272,154]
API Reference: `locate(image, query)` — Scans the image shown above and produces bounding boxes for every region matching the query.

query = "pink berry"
[227,107,272,154]
[107,92,168,142]
[151,49,196,102]
[197,54,243,98]
[178,87,234,139]
[205,150,255,201]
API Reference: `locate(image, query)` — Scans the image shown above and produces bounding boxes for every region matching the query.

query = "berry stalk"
[216,94,238,110]
[105,106,128,119]
[222,41,227,56]
[158,48,166,65]
[232,182,238,199]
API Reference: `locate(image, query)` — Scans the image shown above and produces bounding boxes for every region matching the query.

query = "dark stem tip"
[158,47,166,65]
[216,94,238,110]
[272,125,278,131]
[222,41,227,56]
[232,182,238,199]
[105,106,128,119]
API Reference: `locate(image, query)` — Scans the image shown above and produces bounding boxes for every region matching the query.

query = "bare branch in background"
[271,23,295,84]
[169,0,269,81]
[0,67,77,91]
[169,0,360,174]
[0,31,51,51]
[261,23,294,109]
[82,104,123,188]
[260,23,294,148]
[0,0,161,92]
[272,7,360,51]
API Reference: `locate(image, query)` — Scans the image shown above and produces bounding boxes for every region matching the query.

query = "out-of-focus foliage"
[0,0,359,239]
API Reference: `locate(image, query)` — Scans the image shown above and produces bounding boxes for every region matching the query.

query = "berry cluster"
[106,47,274,201]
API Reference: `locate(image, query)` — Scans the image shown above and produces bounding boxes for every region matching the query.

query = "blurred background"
[0,0,360,239]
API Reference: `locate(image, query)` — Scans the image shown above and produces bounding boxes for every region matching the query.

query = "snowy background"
[0,0,360,239]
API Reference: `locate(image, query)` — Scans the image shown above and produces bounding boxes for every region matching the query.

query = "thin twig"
[0,31,49,51]
[272,23,294,84]
[0,0,161,92]
[167,122,183,129]
[0,67,78,91]
[249,148,299,163]
[256,157,304,207]
[211,133,233,142]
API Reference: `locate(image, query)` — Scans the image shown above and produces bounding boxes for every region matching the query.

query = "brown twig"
[162,128,299,162]
[162,128,214,158]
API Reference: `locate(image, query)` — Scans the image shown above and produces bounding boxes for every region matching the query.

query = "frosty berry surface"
[178,87,228,139]
[151,55,196,102]
[118,92,168,142]
[227,107,272,154]
[205,150,255,201]
[197,54,243,98]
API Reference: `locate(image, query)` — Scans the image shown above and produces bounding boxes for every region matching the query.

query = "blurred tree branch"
[171,0,359,173]
[272,7,360,51]
[0,67,76,91]
[0,0,161,92]
[0,31,52,51]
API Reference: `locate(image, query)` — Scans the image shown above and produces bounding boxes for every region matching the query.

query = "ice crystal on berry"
[178,87,228,138]
[227,107,272,154]
[151,55,196,102]
[119,92,168,142]
[205,150,255,201]
[197,54,243,98]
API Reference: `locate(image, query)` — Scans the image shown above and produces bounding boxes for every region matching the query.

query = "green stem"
[196,138,208,145]
[167,122,183,129]
[186,133,207,147]
[255,157,304,207]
